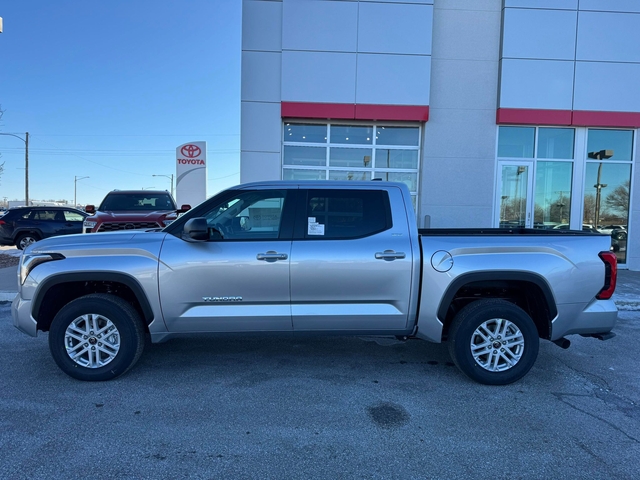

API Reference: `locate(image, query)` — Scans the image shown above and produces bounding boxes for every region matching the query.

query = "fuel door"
[431,250,453,273]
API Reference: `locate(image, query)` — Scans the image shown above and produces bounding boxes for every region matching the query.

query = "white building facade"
[241,0,640,269]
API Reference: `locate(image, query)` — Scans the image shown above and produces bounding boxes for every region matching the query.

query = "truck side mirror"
[183,218,209,241]
[179,204,191,213]
[85,205,95,214]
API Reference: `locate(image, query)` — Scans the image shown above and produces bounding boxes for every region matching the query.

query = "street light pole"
[74,176,90,207]
[152,174,174,197]
[588,150,613,229]
[0,131,29,205]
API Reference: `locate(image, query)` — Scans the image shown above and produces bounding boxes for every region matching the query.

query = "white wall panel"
[422,206,493,228]
[242,0,282,52]
[574,62,640,112]
[504,0,577,9]
[355,54,430,106]
[282,0,357,52]
[429,59,498,110]
[282,51,356,103]
[437,0,500,11]
[360,0,433,4]
[240,101,282,153]
[502,8,577,60]
[499,59,575,109]
[421,157,495,206]
[431,8,501,61]
[358,2,433,55]
[242,52,281,103]
[580,0,640,13]
[577,12,640,62]
[240,152,282,184]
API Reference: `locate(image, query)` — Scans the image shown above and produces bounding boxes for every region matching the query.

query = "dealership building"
[240,0,640,268]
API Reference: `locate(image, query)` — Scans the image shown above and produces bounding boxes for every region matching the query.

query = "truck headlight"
[83,220,97,229]
[19,253,65,285]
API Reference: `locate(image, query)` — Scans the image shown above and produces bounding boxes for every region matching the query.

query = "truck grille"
[97,222,161,232]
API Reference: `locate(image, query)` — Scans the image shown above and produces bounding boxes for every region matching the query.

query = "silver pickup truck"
[12,181,618,385]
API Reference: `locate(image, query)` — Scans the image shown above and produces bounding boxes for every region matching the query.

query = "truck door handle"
[375,250,406,261]
[257,251,288,262]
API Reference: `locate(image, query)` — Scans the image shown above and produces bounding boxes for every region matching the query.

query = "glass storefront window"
[283,146,326,166]
[584,129,634,264]
[329,148,373,168]
[375,126,420,146]
[374,172,418,191]
[330,125,373,145]
[376,149,418,169]
[283,122,420,215]
[534,161,573,227]
[497,126,535,158]
[587,130,634,161]
[537,128,574,159]
[328,170,371,181]
[283,169,326,180]
[285,123,327,143]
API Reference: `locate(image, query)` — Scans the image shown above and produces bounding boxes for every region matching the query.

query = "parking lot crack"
[551,392,640,444]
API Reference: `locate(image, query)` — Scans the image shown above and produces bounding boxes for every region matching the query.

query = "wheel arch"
[32,272,155,333]
[438,271,557,341]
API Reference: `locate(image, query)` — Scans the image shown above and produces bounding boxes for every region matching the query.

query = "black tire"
[49,294,145,381]
[15,232,40,250]
[448,299,539,385]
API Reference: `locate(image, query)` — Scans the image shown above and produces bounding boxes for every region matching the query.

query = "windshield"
[99,193,176,211]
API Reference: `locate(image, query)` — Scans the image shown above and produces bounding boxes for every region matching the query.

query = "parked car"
[0,206,88,249]
[13,181,617,385]
[553,223,601,233]
[82,190,189,233]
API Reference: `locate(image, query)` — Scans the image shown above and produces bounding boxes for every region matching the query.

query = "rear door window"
[298,189,391,239]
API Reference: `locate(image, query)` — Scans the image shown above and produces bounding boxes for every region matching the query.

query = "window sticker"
[308,217,325,236]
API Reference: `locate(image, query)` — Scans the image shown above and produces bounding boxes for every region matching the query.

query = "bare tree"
[604,180,630,217]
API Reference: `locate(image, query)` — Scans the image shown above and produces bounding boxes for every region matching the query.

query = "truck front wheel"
[448,299,539,385]
[48,294,145,381]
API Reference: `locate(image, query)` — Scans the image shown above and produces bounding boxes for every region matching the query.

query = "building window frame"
[282,120,421,212]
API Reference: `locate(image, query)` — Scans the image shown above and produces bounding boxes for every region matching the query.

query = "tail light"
[0,220,5,225]
[596,251,617,300]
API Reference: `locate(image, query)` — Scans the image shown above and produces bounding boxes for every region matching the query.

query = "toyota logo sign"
[181,144,202,158]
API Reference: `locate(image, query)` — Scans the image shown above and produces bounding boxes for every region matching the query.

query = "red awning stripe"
[282,102,429,122]
[497,108,640,128]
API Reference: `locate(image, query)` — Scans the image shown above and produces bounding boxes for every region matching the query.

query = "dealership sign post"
[175,141,207,207]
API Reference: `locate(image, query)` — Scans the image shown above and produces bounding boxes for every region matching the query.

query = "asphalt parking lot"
[1,301,639,480]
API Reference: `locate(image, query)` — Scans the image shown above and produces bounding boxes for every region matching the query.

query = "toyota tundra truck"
[12,181,618,385]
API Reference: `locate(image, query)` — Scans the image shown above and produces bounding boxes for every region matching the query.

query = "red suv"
[83,190,189,233]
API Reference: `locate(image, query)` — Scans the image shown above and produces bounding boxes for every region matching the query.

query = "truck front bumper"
[552,299,618,340]
[12,294,37,337]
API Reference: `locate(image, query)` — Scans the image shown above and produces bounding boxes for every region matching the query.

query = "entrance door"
[496,161,534,228]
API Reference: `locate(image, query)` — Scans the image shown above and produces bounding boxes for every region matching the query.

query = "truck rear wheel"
[48,294,145,381]
[448,299,539,385]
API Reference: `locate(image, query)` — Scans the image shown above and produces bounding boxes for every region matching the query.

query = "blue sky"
[0,0,241,206]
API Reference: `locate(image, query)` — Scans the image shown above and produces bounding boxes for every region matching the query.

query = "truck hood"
[26,230,169,257]
[89,210,176,221]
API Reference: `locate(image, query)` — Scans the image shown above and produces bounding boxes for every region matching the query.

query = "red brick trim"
[282,102,429,122]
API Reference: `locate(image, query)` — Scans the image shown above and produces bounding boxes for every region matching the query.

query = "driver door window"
[202,190,288,240]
